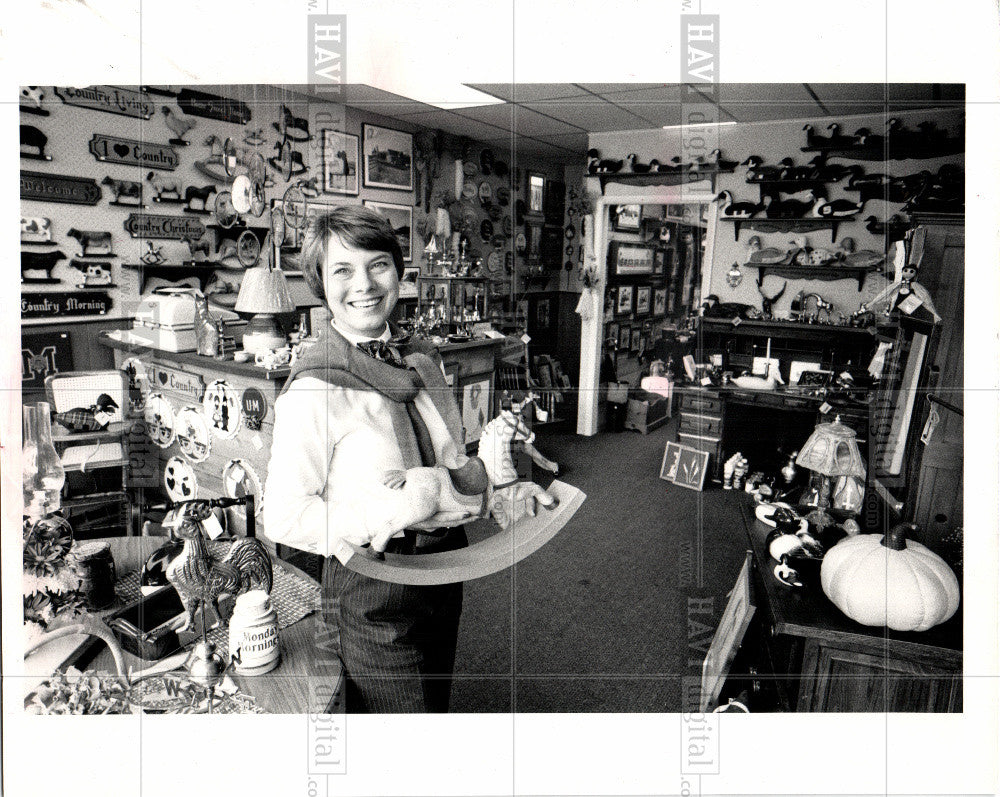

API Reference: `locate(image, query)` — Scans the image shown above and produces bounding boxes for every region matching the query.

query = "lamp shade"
[234,267,295,315]
[795,418,866,479]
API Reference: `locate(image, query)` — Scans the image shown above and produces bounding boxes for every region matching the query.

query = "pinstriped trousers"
[321,528,466,713]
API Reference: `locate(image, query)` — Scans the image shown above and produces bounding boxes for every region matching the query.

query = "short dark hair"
[299,205,404,304]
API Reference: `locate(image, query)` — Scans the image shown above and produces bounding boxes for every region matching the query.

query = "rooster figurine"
[52,394,118,432]
[166,500,273,633]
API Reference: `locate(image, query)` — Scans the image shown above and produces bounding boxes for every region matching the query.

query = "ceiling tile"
[721,103,825,123]
[712,84,817,104]
[600,85,684,105]
[455,104,581,137]
[606,102,685,129]
[522,101,650,132]
[466,83,588,102]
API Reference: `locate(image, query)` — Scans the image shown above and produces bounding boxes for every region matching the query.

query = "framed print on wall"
[653,287,667,316]
[630,327,642,352]
[611,204,642,232]
[362,123,414,191]
[321,130,359,195]
[527,172,545,214]
[618,324,631,350]
[616,284,634,315]
[363,200,413,262]
[636,286,651,315]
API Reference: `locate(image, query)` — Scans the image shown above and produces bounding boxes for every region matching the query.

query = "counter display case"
[417,276,489,331]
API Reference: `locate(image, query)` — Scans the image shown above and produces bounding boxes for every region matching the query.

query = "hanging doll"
[863,231,941,322]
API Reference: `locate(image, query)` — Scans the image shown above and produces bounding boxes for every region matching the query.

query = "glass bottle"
[22,402,65,519]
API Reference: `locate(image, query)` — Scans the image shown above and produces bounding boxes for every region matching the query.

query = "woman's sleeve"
[262,379,422,562]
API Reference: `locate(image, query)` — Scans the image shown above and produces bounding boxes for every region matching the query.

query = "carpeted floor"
[449,415,749,713]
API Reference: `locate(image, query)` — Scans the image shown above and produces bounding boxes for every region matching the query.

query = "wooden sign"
[89,134,179,171]
[21,171,102,205]
[177,88,251,125]
[22,292,112,319]
[54,86,155,119]
[124,213,206,240]
[149,364,205,401]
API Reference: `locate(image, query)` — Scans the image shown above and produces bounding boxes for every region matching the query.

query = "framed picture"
[461,378,491,445]
[363,200,413,262]
[607,321,619,345]
[611,204,642,232]
[321,130,359,195]
[618,324,630,350]
[527,172,545,214]
[653,288,667,316]
[616,284,634,315]
[700,553,756,711]
[630,327,642,352]
[272,196,350,272]
[362,123,413,191]
[660,441,710,490]
[399,266,419,299]
[443,362,460,402]
[635,286,651,315]
[608,242,656,276]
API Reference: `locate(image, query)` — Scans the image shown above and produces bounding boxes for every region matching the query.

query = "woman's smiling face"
[323,234,399,338]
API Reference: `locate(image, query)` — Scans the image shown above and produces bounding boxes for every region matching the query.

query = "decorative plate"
[515,232,527,253]
[488,204,502,221]
[477,181,492,207]
[463,160,478,177]
[221,458,264,515]
[247,151,266,184]
[223,136,240,178]
[479,219,494,242]
[461,181,476,199]
[486,250,502,275]
[495,186,510,207]
[249,177,266,217]
[503,216,512,235]
[164,456,198,502]
[491,233,505,250]
[237,229,261,267]
[565,225,576,240]
[174,405,212,463]
[270,206,286,247]
[214,191,238,229]
[565,243,574,257]
[143,394,175,448]
[202,380,242,439]
[231,174,253,214]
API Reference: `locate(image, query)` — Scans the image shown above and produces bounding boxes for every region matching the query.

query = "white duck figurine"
[732,361,783,390]
[745,235,785,265]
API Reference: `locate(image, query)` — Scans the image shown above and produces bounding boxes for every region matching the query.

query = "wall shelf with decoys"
[745,262,888,292]
[719,217,843,242]
[800,118,963,161]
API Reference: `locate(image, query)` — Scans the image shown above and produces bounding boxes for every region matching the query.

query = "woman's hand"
[487,482,557,530]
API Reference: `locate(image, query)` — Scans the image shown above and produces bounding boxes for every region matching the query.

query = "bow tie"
[357,339,405,368]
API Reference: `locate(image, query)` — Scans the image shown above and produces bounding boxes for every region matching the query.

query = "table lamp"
[234,265,294,354]
[795,416,866,528]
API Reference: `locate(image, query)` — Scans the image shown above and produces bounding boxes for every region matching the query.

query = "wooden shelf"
[718,216,843,242]
[747,262,888,291]
[588,167,734,192]
[52,421,128,444]
[700,316,875,343]
[801,141,963,161]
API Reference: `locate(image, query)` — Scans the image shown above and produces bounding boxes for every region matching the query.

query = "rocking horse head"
[476,394,536,487]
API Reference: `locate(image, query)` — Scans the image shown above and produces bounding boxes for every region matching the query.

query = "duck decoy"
[716,190,766,218]
[765,191,819,219]
[656,156,685,173]
[853,127,884,150]
[708,149,739,172]
[838,237,884,268]
[626,153,652,174]
[815,197,865,218]
[786,236,813,265]
[743,156,786,182]
[864,214,910,242]
[777,157,814,182]
[885,117,920,149]
[806,154,856,183]
[586,148,623,174]
[745,235,785,265]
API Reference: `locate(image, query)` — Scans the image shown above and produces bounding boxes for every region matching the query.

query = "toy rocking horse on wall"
[477,392,560,485]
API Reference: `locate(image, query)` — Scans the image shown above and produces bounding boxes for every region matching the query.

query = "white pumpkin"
[820,523,960,632]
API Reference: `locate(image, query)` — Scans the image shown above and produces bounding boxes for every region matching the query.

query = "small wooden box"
[625,390,670,434]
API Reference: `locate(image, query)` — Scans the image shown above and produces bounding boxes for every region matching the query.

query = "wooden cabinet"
[729,497,962,712]
[676,388,724,477]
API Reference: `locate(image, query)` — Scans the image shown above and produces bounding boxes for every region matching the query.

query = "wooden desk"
[78,536,342,714]
[734,498,962,712]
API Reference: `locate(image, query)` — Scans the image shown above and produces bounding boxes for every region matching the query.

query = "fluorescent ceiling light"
[662,121,738,130]
[371,79,505,110]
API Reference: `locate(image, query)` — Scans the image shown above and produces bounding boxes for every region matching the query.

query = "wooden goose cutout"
[344,480,585,585]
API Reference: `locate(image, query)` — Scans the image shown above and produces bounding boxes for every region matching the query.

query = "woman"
[263,206,550,713]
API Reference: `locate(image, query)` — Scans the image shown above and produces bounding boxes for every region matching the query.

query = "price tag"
[898,294,923,315]
[700,376,713,386]
[251,433,264,450]
[520,334,531,344]
[819,402,833,415]
[202,513,224,540]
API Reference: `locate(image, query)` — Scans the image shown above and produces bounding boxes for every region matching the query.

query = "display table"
[733,497,962,712]
[71,536,341,714]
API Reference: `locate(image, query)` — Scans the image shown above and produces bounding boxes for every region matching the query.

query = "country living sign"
[22,292,112,319]
[149,364,205,401]
[124,213,206,240]
[89,134,179,171]
[21,171,102,205]
[54,86,155,119]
